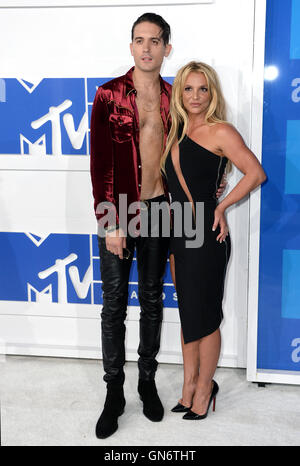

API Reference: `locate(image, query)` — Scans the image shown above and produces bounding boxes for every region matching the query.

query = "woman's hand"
[212,206,229,243]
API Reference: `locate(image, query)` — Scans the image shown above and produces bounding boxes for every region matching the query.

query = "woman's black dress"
[165,135,231,343]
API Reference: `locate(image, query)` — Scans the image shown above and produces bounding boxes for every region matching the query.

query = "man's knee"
[101,291,128,322]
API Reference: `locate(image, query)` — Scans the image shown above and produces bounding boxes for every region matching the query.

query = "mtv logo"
[20,134,46,156]
[0,232,93,304]
[17,78,43,94]
[27,283,53,303]
[25,232,50,247]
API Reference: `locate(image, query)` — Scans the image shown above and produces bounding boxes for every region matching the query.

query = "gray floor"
[0,355,299,446]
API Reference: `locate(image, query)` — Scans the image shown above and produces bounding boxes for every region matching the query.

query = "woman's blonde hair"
[161,61,231,174]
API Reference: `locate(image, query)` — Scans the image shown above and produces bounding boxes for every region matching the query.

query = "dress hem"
[182,317,223,344]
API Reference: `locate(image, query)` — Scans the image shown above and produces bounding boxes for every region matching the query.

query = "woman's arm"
[212,123,267,238]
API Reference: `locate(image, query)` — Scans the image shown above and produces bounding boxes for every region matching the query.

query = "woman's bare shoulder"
[213,121,237,135]
[213,122,245,145]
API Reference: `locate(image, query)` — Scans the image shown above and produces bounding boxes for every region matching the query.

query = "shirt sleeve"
[90,87,119,227]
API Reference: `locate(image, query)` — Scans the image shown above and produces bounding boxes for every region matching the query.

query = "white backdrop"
[0,0,263,368]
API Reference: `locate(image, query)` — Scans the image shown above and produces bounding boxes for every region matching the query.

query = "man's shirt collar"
[125,66,170,97]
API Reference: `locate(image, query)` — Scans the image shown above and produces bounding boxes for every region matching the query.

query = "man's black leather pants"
[97,195,170,385]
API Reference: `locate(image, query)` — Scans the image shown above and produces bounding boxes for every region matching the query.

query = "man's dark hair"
[131,13,171,45]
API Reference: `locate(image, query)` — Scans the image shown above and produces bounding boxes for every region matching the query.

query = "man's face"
[130,21,172,73]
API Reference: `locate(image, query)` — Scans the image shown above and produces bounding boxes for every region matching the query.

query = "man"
[90,13,172,439]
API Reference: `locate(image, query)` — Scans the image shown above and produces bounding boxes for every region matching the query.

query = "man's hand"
[216,174,227,199]
[105,227,126,259]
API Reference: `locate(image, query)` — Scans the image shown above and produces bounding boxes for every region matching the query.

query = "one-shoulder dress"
[165,135,231,343]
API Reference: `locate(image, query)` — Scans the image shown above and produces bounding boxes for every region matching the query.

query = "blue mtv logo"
[0,233,94,304]
[0,77,173,156]
[0,232,176,308]
[0,78,107,156]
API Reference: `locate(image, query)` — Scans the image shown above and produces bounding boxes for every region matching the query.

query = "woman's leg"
[191,328,221,414]
[170,253,198,407]
[180,331,199,406]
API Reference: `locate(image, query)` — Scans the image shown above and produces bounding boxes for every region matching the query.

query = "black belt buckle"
[123,248,131,260]
[140,200,150,211]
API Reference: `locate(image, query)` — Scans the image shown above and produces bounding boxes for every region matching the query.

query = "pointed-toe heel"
[183,380,219,420]
[171,402,191,413]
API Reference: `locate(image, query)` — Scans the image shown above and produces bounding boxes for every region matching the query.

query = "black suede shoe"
[95,384,126,439]
[138,379,164,422]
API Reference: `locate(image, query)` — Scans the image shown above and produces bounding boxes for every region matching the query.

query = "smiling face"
[182,71,211,117]
[130,21,172,73]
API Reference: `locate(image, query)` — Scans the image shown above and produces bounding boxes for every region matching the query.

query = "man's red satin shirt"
[90,67,172,227]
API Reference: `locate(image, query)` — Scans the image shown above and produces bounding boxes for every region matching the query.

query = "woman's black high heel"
[171,401,192,413]
[182,380,219,420]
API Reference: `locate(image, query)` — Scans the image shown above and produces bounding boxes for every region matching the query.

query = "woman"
[161,61,266,420]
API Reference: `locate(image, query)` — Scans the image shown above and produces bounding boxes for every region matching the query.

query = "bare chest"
[135,93,163,132]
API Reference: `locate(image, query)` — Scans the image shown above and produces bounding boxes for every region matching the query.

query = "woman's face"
[182,71,211,116]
